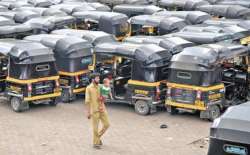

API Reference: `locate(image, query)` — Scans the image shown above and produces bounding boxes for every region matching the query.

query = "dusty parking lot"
[0,98,211,155]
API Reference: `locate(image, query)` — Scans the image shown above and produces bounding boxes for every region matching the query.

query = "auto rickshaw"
[72,11,130,41]
[197,4,250,19]
[130,15,186,36]
[24,34,93,102]
[166,43,249,120]
[208,102,250,155]
[94,42,172,115]
[154,10,211,25]
[0,39,61,112]
[124,35,194,54]
[113,4,164,17]
[159,0,209,11]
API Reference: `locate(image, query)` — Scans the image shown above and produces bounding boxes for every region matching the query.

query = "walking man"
[85,73,110,149]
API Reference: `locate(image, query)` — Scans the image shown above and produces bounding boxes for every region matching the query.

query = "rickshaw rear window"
[161,67,168,74]
[36,64,50,72]
[177,72,192,80]
[81,57,92,65]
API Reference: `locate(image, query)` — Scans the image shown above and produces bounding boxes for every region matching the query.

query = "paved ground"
[0,97,211,155]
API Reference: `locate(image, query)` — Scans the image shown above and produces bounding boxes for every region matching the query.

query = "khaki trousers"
[92,112,110,145]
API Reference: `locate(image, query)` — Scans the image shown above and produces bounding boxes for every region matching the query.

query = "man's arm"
[85,87,91,119]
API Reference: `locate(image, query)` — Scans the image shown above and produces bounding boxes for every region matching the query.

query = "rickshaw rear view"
[0,39,61,112]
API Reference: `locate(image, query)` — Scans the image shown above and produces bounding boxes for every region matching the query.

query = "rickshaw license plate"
[208,93,221,100]
[224,144,247,155]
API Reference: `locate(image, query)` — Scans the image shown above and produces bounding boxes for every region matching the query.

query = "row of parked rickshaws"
[1,0,250,154]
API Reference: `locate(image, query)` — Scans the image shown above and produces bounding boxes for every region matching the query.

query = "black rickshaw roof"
[24,34,92,57]
[203,19,250,31]
[24,15,75,32]
[0,39,55,64]
[15,7,47,15]
[0,16,15,26]
[0,39,28,55]
[51,29,116,45]
[87,2,111,11]
[27,0,54,7]
[181,24,250,40]
[9,1,33,9]
[124,36,194,54]
[0,11,17,19]
[167,31,233,44]
[50,3,96,15]
[96,0,152,5]
[171,43,249,68]
[15,7,68,16]
[213,0,250,8]
[113,4,163,15]
[42,8,68,16]
[0,23,33,36]
[211,102,250,144]
[73,11,128,24]
[14,10,40,23]
[197,4,250,19]
[0,5,8,12]
[94,42,172,65]
[159,0,209,10]
[154,11,211,24]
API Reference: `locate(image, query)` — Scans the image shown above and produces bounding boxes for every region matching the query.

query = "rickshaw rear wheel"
[10,97,24,112]
[167,105,178,115]
[134,100,150,115]
[208,105,221,121]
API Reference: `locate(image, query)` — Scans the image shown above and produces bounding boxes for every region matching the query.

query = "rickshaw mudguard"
[23,92,61,102]
[166,100,207,111]
[6,76,59,84]
[128,80,162,87]
[58,69,90,77]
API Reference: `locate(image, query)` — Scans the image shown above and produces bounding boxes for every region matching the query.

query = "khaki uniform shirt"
[85,83,102,113]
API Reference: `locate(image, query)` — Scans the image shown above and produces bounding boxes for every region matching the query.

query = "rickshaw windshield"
[113,22,129,36]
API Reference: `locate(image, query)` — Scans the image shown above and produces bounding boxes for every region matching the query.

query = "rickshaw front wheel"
[10,97,27,112]
[208,105,221,121]
[61,89,71,103]
[49,98,58,106]
[134,100,150,115]
[166,105,178,115]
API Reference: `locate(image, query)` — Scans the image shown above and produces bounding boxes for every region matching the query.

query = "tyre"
[61,89,70,103]
[10,97,24,112]
[134,100,150,115]
[208,105,221,121]
[166,105,178,115]
[49,98,58,106]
